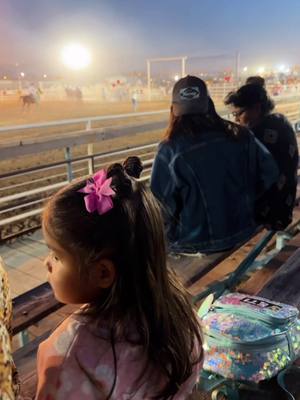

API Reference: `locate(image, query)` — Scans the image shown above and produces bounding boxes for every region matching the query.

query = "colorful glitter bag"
[200,293,300,383]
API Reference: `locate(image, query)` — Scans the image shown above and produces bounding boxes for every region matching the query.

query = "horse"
[20,94,38,110]
[65,87,82,101]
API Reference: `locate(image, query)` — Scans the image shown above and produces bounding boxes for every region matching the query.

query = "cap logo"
[179,86,200,100]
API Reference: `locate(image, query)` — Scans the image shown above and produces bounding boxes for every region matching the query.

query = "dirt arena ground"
[0,98,169,127]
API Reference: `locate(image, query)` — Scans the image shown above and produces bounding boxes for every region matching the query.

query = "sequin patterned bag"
[200,293,300,383]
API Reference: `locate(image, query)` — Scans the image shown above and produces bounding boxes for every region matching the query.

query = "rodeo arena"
[1,50,300,400]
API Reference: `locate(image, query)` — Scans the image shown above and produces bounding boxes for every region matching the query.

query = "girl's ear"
[89,259,116,289]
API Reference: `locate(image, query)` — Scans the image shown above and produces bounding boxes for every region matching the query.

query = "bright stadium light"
[174,74,180,82]
[243,66,248,72]
[20,72,25,77]
[278,64,286,72]
[257,66,265,74]
[61,43,91,70]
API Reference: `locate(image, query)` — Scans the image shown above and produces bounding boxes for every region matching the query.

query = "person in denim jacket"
[151,76,278,254]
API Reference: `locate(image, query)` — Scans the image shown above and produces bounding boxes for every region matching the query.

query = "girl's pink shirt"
[35,312,202,400]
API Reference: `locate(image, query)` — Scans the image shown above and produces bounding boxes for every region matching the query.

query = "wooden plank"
[187,231,266,297]
[258,247,300,308]
[168,249,232,287]
[12,282,62,335]
[238,233,300,295]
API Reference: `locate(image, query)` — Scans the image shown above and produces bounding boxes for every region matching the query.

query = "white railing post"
[86,120,94,175]
[86,120,92,131]
[64,146,73,182]
[87,144,94,175]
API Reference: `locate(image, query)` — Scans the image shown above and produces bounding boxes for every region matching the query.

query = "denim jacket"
[151,129,278,253]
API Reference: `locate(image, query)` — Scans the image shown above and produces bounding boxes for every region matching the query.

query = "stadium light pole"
[235,51,240,84]
[146,56,187,100]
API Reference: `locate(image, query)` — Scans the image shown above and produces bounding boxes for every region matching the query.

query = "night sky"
[1,0,300,76]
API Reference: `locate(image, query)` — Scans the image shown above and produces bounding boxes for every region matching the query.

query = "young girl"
[36,158,202,400]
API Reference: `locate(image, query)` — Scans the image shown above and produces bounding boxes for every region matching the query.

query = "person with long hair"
[225,83,298,230]
[35,157,202,400]
[151,76,278,254]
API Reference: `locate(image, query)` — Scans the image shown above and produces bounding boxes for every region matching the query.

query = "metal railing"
[1,106,300,239]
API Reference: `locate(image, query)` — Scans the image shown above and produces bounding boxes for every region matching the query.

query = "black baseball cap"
[172,75,209,117]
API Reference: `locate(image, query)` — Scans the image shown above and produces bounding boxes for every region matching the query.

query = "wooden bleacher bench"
[12,283,62,335]
[12,216,300,399]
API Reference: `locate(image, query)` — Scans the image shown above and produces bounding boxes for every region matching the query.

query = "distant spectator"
[75,87,82,101]
[225,83,298,230]
[151,76,278,254]
[131,92,138,112]
[246,76,265,87]
[0,257,19,399]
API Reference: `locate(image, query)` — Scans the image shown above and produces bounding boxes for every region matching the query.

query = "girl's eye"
[50,252,59,262]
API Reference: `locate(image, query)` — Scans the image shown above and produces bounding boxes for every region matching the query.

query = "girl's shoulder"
[39,311,86,357]
[39,311,112,358]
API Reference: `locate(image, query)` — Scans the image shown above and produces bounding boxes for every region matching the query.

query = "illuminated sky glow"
[1,0,300,76]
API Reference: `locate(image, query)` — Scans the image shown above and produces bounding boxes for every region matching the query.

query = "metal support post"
[87,143,94,175]
[181,57,187,77]
[64,146,73,182]
[147,60,151,101]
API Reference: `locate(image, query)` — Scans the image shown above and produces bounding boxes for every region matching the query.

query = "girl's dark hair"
[224,83,275,115]
[165,96,246,140]
[123,156,143,178]
[43,157,202,400]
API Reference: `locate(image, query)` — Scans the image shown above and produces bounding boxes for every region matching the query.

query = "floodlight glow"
[20,72,25,77]
[278,64,286,72]
[61,44,91,70]
[257,66,265,74]
[174,74,179,82]
[243,66,248,72]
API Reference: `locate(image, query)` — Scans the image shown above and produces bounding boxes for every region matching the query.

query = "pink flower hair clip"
[78,169,115,215]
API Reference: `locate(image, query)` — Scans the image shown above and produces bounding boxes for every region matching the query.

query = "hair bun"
[107,163,133,198]
[123,156,143,179]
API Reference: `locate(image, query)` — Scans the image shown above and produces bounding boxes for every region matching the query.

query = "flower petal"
[93,170,107,186]
[84,193,98,213]
[98,178,115,196]
[78,182,95,194]
[97,196,113,215]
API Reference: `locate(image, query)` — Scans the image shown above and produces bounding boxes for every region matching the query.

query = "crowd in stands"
[0,74,298,399]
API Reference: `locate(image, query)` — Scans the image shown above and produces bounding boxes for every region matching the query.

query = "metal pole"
[182,57,187,77]
[64,146,73,182]
[86,120,94,175]
[235,51,240,84]
[147,60,151,101]
[87,144,94,175]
